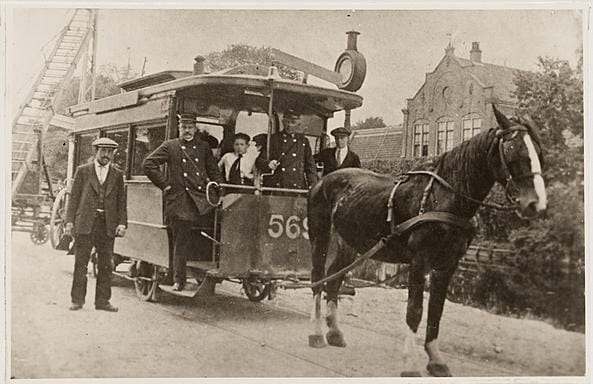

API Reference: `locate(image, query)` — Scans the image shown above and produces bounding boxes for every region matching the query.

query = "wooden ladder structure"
[12,8,97,200]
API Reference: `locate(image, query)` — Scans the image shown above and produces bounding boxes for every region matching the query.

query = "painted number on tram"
[267,214,309,240]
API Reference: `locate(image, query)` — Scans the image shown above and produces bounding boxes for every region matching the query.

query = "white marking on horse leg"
[523,135,547,211]
[402,327,421,373]
[311,293,323,335]
[425,338,446,365]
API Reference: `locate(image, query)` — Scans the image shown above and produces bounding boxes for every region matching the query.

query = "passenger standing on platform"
[143,112,222,291]
[257,110,318,189]
[218,133,257,186]
[65,137,128,312]
[315,127,361,176]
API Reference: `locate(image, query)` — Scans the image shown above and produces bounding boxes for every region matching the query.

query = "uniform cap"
[330,127,351,137]
[92,137,119,149]
[178,112,197,123]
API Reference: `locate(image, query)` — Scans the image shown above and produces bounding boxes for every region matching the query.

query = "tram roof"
[68,73,363,121]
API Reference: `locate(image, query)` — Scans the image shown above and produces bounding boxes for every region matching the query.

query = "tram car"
[51,33,366,302]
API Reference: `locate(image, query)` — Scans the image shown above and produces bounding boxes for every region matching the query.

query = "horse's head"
[491,105,547,219]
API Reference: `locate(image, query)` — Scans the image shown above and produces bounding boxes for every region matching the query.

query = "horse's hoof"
[308,334,327,348]
[400,371,422,377]
[426,362,452,377]
[326,330,347,347]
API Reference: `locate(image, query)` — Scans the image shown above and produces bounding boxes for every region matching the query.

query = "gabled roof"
[350,125,403,161]
[454,56,523,103]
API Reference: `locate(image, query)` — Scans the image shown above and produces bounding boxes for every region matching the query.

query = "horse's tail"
[308,179,333,295]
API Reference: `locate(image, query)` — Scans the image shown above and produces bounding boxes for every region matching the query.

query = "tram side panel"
[114,181,169,267]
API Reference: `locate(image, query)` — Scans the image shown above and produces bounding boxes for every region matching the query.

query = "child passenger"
[218,133,258,186]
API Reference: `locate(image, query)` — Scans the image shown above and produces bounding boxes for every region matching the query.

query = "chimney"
[470,42,482,63]
[346,30,360,51]
[193,55,205,75]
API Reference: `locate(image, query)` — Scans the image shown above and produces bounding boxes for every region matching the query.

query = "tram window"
[131,124,166,176]
[235,111,269,138]
[76,132,99,167]
[104,129,128,171]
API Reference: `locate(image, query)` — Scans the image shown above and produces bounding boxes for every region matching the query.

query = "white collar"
[95,160,110,169]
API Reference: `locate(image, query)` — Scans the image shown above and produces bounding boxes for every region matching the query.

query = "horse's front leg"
[401,256,425,377]
[424,263,457,377]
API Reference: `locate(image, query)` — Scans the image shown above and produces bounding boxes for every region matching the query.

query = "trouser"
[170,219,195,286]
[70,214,114,306]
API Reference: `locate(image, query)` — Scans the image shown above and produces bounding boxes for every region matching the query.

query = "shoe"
[69,303,83,311]
[172,282,184,291]
[95,303,118,312]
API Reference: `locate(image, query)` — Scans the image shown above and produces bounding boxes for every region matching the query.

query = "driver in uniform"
[143,112,222,291]
[257,110,318,189]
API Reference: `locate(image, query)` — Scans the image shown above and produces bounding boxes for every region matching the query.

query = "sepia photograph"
[3,2,588,381]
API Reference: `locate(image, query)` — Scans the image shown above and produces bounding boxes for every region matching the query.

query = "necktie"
[336,149,342,166]
[229,154,242,184]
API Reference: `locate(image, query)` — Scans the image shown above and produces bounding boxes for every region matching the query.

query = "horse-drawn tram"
[52,39,366,302]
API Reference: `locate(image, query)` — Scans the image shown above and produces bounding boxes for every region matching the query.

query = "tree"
[513,55,583,150]
[353,116,386,130]
[504,53,585,330]
[53,64,136,114]
[205,44,298,80]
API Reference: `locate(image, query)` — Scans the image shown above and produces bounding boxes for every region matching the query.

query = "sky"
[6,7,583,128]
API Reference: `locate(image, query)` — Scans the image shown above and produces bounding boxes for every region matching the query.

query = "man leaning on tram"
[143,112,222,291]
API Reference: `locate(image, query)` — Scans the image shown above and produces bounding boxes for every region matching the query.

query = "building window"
[413,122,429,157]
[462,116,482,141]
[436,120,455,155]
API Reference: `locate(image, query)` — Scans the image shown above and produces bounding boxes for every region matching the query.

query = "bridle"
[495,124,543,205]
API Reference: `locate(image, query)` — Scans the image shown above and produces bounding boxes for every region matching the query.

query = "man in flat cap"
[143,112,222,291]
[315,127,361,295]
[315,127,361,176]
[257,110,318,189]
[65,137,128,312]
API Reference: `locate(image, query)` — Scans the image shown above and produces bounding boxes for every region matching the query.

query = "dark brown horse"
[307,106,546,376]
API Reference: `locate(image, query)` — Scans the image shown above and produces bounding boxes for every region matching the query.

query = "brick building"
[401,42,522,159]
[350,124,403,162]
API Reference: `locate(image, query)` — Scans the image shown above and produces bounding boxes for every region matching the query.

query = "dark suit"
[143,137,222,285]
[315,147,362,176]
[66,162,127,306]
[256,132,318,189]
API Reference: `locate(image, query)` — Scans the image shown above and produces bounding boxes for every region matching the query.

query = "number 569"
[267,214,309,240]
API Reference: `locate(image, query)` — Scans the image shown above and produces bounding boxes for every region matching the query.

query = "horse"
[306,105,547,377]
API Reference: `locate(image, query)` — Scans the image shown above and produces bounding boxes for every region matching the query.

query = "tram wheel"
[134,262,160,302]
[30,223,49,245]
[242,280,271,303]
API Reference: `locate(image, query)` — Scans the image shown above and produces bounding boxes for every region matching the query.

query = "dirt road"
[9,232,585,379]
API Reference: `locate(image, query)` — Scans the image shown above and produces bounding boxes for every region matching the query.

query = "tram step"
[159,281,202,298]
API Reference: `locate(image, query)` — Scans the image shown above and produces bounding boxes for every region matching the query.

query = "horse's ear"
[492,104,512,130]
